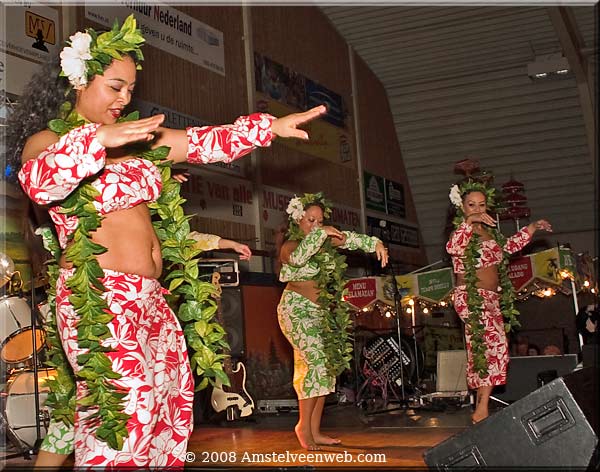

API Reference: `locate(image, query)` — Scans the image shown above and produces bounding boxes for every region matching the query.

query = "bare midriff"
[59,203,162,279]
[286,280,320,304]
[455,226,499,292]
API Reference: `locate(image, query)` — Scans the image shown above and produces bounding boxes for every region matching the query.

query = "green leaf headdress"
[286,192,332,241]
[59,14,145,88]
[449,179,497,229]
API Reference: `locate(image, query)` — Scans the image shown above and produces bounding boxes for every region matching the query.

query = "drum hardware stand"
[1,271,37,460]
[29,268,44,454]
[361,261,419,416]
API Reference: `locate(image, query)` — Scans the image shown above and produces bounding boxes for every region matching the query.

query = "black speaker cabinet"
[424,373,598,469]
[220,287,245,358]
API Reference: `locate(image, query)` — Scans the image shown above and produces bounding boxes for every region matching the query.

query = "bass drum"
[4,368,55,447]
[0,297,46,370]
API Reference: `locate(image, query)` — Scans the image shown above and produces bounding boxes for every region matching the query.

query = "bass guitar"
[209,272,255,420]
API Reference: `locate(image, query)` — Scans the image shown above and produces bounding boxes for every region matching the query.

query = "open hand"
[232,242,252,260]
[528,219,552,234]
[375,241,389,268]
[96,114,165,148]
[271,105,327,140]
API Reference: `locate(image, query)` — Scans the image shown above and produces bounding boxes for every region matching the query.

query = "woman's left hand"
[528,219,553,234]
[375,241,389,268]
[172,170,190,183]
[271,105,327,140]
[232,242,252,260]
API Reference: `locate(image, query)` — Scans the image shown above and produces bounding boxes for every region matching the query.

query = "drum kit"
[1,252,52,459]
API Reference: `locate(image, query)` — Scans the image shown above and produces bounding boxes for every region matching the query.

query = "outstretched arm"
[151,105,327,164]
[189,232,252,260]
[339,231,388,268]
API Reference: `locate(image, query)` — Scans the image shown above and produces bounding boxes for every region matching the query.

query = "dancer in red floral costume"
[10,16,325,468]
[446,181,551,423]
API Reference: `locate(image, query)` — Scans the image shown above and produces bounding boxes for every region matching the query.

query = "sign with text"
[1,5,59,64]
[508,256,534,291]
[180,169,255,225]
[366,216,419,249]
[344,277,378,309]
[416,268,454,303]
[260,185,361,232]
[256,92,352,164]
[132,98,244,176]
[385,179,406,218]
[85,3,225,75]
[364,172,386,213]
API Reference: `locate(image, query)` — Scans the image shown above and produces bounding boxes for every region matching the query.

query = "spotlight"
[423,307,430,314]
[408,299,415,306]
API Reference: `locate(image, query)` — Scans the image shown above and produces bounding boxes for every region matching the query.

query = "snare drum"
[0,297,46,369]
[4,368,55,447]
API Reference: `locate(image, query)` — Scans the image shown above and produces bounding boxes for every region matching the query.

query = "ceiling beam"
[546,6,596,174]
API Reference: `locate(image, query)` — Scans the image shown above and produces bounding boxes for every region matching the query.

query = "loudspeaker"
[220,287,245,358]
[424,371,598,469]
[493,354,578,402]
[436,350,468,392]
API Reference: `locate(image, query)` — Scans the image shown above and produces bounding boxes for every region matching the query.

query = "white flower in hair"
[449,185,463,208]
[286,196,305,222]
[60,32,93,87]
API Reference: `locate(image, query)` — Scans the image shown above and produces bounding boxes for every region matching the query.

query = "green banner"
[416,268,454,303]
[364,171,386,212]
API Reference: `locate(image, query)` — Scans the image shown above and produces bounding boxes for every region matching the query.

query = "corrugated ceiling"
[321,5,597,263]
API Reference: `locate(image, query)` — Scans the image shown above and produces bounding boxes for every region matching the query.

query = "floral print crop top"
[446,222,531,274]
[279,228,380,282]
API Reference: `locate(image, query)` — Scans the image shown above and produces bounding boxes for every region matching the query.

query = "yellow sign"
[256,92,353,165]
[25,11,56,45]
[532,248,561,285]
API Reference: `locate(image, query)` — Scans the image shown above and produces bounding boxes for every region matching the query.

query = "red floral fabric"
[56,268,193,467]
[453,287,508,388]
[446,222,531,274]
[186,113,274,164]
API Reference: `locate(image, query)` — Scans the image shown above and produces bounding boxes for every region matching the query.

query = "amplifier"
[197,259,239,287]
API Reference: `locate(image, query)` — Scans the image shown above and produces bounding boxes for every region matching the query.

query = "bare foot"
[471,410,488,424]
[313,433,341,445]
[295,424,320,450]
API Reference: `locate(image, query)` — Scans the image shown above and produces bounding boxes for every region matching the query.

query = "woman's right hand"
[466,212,496,227]
[96,114,165,148]
[323,225,344,240]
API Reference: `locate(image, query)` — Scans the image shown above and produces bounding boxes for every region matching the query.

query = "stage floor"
[1,401,478,470]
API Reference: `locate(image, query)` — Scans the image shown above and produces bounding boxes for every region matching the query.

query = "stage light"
[440,301,446,307]
[408,299,414,306]
[527,53,571,81]
[384,310,392,318]
[406,307,412,314]
[583,280,590,287]
[423,307,430,314]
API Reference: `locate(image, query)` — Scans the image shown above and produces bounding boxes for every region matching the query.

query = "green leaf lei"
[287,193,354,377]
[43,105,228,450]
[452,180,520,377]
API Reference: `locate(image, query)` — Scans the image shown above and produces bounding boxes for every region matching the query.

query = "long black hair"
[4,52,75,183]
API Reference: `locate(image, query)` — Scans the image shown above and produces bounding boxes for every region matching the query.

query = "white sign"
[85,3,225,76]
[261,185,361,232]
[132,97,244,177]
[181,168,255,226]
[0,5,60,64]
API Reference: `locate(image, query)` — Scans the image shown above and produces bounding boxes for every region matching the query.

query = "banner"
[416,268,454,303]
[508,255,534,291]
[85,3,225,75]
[532,248,563,285]
[364,172,386,212]
[344,277,378,309]
[180,169,255,225]
[256,92,352,164]
[385,179,406,218]
[132,98,244,177]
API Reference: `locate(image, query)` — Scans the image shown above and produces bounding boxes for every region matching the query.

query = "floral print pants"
[277,290,335,399]
[54,268,194,467]
[453,287,509,389]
